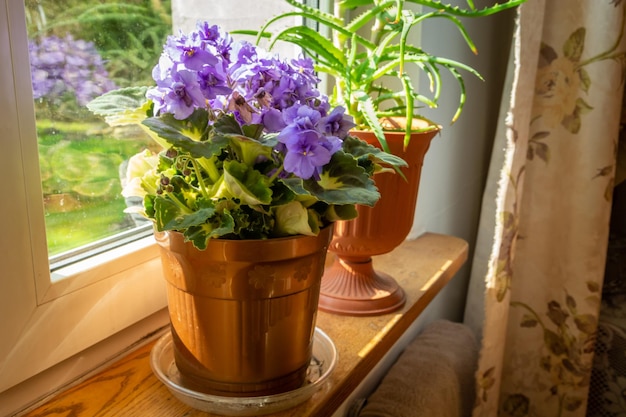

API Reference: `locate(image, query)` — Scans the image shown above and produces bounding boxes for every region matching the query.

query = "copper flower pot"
[155,226,333,397]
[319,118,438,316]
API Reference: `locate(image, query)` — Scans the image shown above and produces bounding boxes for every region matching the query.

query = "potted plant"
[238,0,525,315]
[87,22,404,398]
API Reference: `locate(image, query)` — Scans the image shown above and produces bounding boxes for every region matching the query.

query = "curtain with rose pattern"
[468,0,626,415]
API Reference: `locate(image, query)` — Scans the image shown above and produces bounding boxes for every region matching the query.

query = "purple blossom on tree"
[29,35,116,106]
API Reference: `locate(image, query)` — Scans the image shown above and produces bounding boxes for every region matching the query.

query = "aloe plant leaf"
[353,90,390,154]
[345,1,397,34]
[268,26,346,68]
[403,0,524,17]
[338,0,376,8]
[447,66,467,124]
[278,0,343,24]
[400,73,415,148]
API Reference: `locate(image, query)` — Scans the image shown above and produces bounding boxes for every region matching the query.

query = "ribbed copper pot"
[319,118,439,316]
[155,226,333,397]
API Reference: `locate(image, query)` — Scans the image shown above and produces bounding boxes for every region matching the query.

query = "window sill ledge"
[22,233,468,417]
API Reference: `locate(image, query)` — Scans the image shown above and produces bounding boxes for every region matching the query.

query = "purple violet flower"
[317,106,355,139]
[282,130,332,179]
[193,22,233,62]
[150,68,206,119]
[145,21,357,179]
[197,64,232,99]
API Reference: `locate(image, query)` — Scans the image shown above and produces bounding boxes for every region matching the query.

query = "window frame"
[0,0,167,395]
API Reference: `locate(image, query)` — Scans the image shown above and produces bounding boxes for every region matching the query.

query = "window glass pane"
[25,0,171,258]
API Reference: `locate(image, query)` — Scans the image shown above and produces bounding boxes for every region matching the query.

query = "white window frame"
[0,0,166,400]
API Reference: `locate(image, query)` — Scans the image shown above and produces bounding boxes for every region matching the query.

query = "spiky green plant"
[235,0,525,152]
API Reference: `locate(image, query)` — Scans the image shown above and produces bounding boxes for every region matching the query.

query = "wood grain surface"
[23,233,468,417]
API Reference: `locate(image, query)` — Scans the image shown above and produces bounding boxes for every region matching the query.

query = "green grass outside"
[38,120,151,256]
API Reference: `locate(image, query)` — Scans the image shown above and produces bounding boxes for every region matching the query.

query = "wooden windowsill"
[24,233,468,417]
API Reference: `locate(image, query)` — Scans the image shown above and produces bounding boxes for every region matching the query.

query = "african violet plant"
[239,0,525,152]
[87,22,405,250]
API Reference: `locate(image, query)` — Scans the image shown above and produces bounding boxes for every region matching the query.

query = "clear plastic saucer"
[150,328,337,416]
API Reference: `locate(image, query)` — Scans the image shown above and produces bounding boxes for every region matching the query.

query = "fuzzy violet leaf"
[142,109,218,158]
[280,151,380,207]
[273,201,320,236]
[86,86,151,126]
[222,160,273,206]
[155,197,216,232]
[341,135,408,172]
[183,212,237,250]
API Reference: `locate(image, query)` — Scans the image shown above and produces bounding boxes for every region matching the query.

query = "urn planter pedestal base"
[319,118,438,316]
[319,256,406,316]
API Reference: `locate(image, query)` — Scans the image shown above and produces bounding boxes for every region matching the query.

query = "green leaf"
[324,204,358,221]
[269,26,347,69]
[183,212,236,250]
[403,0,525,18]
[563,27,586,62]
[86,86,151,126]
[341,135,407,168]
[273,201,316,236]
[345,1,395,34]
[87,86,150,116]
[142,110,224,159]
[281,151,380,207]
[212,112,244,135]
[354,90,390,153]
[338,0,375,8]
[269,182,296,206]
[242,123,265,140]
[226,133,276,167]
[153,197,190,231]
[223,160,273,205]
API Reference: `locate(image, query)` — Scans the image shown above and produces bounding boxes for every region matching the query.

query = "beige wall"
[172,0,301,58]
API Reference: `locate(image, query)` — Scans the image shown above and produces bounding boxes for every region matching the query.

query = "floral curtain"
[466,0,626,415]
